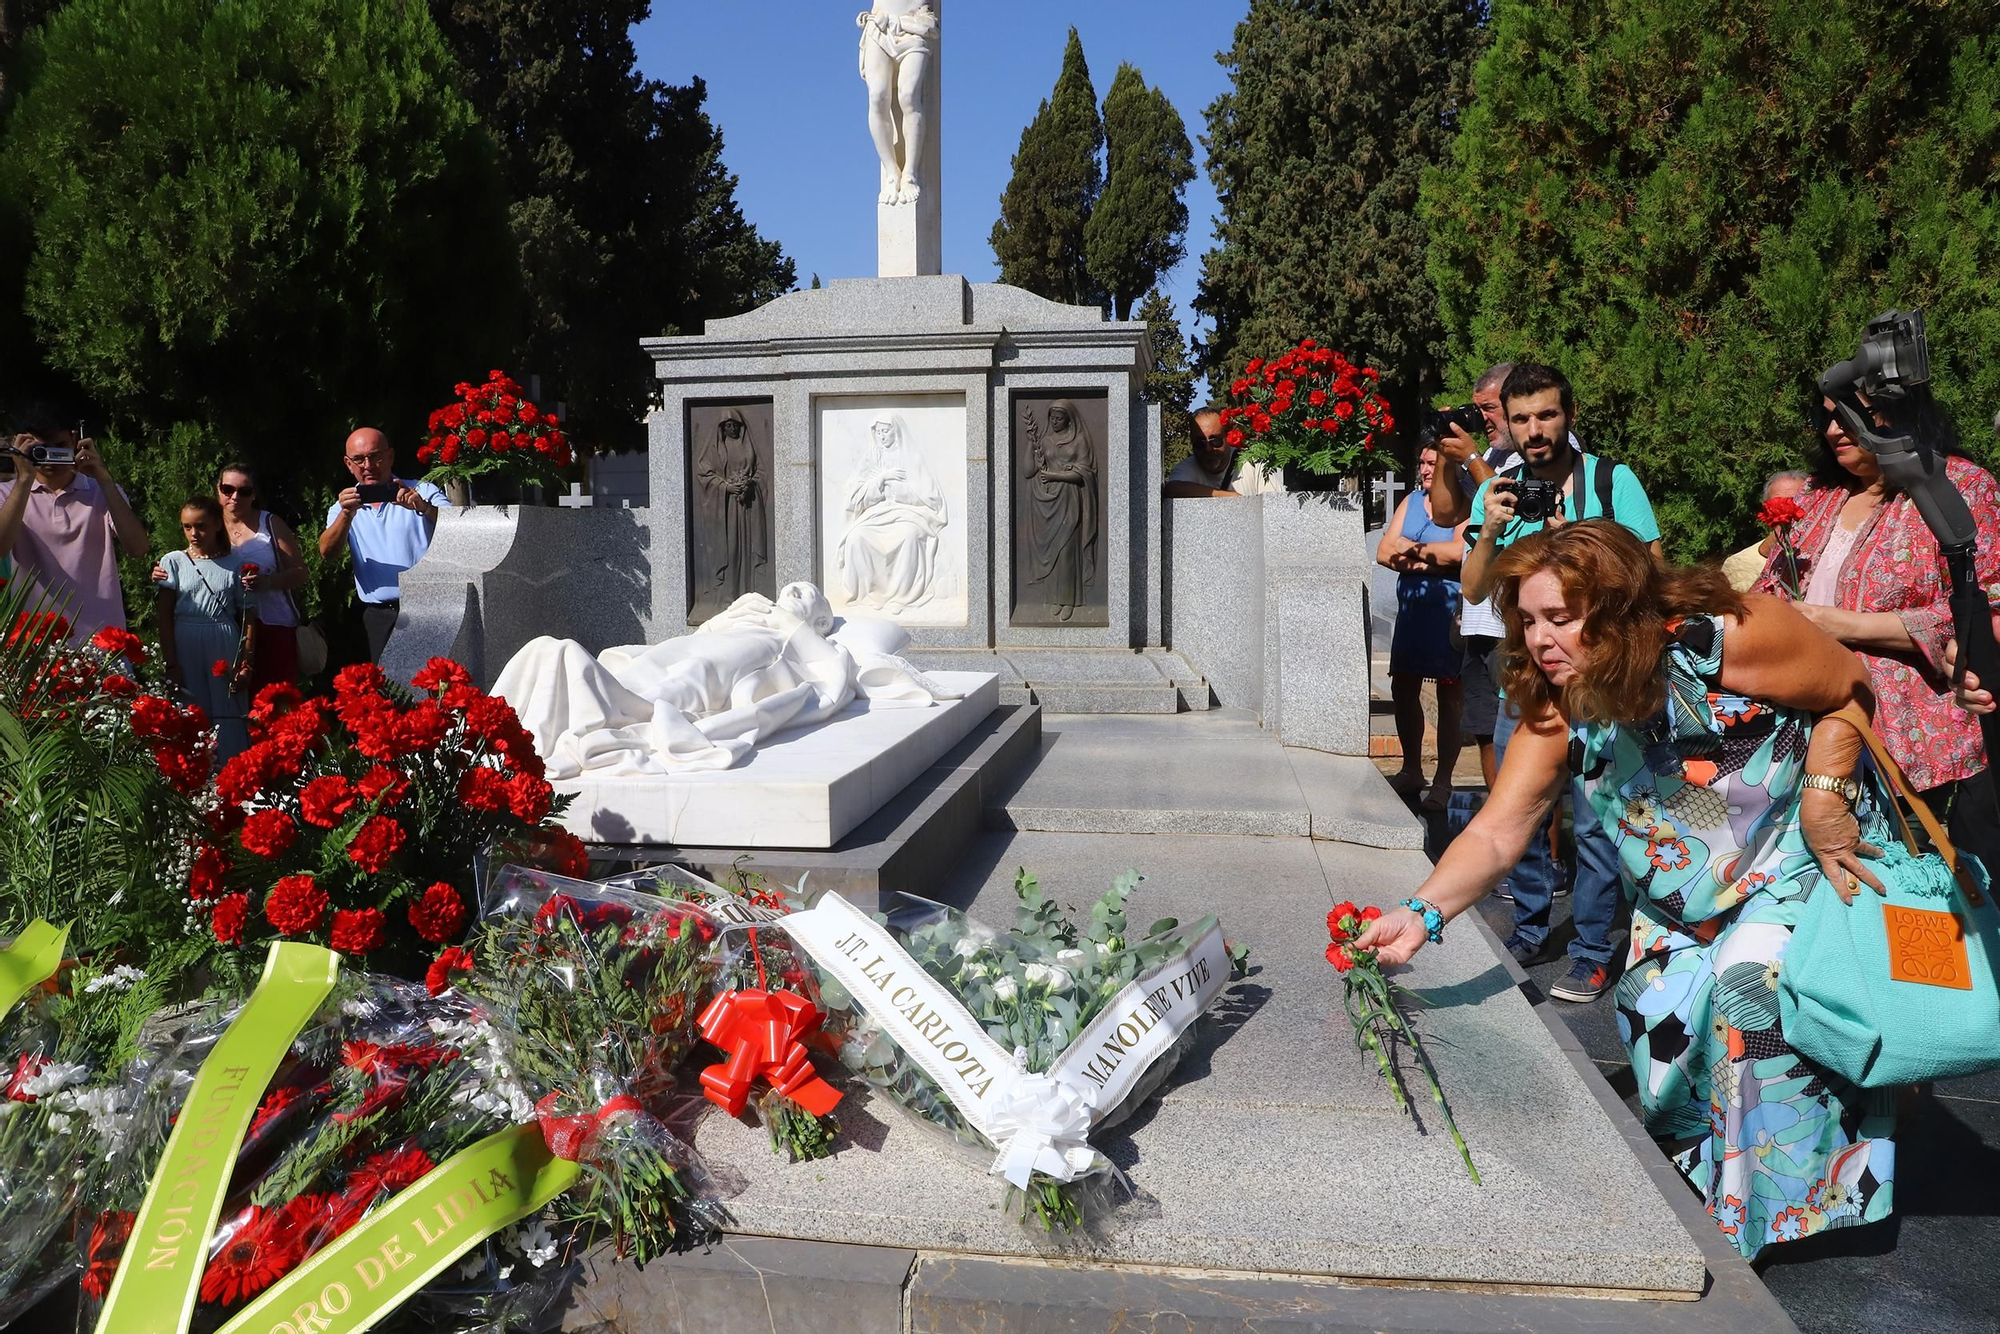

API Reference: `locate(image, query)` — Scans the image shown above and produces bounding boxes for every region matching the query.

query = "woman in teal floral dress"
[1358,521,1896,1260]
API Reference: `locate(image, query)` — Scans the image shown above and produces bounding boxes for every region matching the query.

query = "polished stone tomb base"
[553,672,999,849]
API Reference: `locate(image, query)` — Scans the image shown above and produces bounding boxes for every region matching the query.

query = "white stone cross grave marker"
[559,482,594,509]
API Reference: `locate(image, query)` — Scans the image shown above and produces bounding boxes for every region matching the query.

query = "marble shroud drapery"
[492,588,961,779]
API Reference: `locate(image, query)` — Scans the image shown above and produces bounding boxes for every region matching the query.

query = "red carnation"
[1225,428,1245,448]
[346,816,405,874]
[547,828,590,879]
[394,701,451,753]
[101,673,137,698]
[249,683,303,726]
[90,626,145,662]
[458,765,511,813]
[211,893,250,944]
[411,657,473,691]
[333,663,387,697]
[1758,496,1805,527]
[238,809,298,859]
[264,874,328,936]
[506,773,554,823]
[1335,400,1356,420]
[1326,943,1354,973]
[300,775,359,829]
[188,843,230,900]
[407,882,468,944]
[356,765,411,809]
[217,743,276,806]
[329,907,386,954]
[129,695,182,742]
[425,946,475,996]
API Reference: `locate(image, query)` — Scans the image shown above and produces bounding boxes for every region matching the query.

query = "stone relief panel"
[686,399,776,624]
[1011,392,1109,627]
[816,393,968,628]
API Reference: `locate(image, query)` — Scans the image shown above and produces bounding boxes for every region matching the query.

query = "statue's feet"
[879,165,901,206]
[897,175,921,206]
[1057,604,1074,622]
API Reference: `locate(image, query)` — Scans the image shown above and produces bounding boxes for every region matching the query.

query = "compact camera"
[1509,478,1562,524]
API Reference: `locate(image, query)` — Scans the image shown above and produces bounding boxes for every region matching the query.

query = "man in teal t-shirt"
[1458,362,1663,1005]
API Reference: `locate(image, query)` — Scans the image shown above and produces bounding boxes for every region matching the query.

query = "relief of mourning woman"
[1019,398,1101,623]
[692,406,771,615]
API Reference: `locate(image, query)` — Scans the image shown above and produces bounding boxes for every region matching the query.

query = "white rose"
[1024,963,1071,991]
[992,975,1020,1003]
[1054,949,1087,968]
[953,936,983,959]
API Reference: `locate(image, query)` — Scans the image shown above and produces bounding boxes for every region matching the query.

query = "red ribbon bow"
[695,988,842,1118]
[535,1091,643,1162]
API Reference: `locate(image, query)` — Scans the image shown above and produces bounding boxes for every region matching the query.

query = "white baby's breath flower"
[992,975,1020,1003]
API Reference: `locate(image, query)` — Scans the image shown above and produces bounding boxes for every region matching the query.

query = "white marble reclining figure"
[492,582,961,779]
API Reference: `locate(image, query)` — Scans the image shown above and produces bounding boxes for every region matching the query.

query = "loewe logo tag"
[1882,904,1973,991]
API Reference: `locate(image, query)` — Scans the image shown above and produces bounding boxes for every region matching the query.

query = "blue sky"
[633,2,1247,335]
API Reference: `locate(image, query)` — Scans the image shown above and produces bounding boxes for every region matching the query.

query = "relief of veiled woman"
[694,407,769,607]
[1021,399,1098,621]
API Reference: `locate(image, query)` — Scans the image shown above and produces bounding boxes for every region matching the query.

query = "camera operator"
[1459,362,1664,1003]
[0,406,150,640]
[317,427,448,665]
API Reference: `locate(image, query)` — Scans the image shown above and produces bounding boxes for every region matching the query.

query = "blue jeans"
[1491,703,1620,967]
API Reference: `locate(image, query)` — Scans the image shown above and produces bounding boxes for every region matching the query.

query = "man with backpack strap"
[1461,362,1664,1002]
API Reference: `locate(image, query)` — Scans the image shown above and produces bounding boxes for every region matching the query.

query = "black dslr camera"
[1432,403,1485,438]
[1508,477,1562,524]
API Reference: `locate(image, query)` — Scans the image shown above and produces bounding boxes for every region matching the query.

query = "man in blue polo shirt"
[1460,363,1663,1003]
[318,427,449,663]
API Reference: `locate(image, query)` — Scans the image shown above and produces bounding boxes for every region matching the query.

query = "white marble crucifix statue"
[858,0,942,277]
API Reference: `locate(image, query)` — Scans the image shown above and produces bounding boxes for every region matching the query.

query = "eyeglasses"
[345,451,389,465]
[218,483,251,497]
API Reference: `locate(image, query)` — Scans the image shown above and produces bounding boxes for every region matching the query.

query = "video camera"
[1820,308,1999,793]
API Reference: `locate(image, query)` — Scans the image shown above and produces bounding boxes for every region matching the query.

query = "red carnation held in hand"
[1758,495,1806,527]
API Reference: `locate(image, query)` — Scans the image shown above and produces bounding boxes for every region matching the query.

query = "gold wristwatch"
[1801,772,1861,808]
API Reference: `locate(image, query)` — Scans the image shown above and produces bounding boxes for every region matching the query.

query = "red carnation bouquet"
[1757,493,1807,599]
[192,657,587,970]
[1325,901,1479,1184]
[1222,339,1395,482]
[419,370,574,491]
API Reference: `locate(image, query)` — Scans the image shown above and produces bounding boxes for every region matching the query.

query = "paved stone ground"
[1398,796,2000,1334]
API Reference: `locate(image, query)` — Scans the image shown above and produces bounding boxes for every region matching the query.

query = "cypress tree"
[1196,0,1486,437]
[1136,289,1198,471]
[1425,0,2000,558]
[1087,64,1195,322]
[990,27,1105,308]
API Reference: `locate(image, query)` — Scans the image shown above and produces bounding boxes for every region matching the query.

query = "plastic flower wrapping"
[0,936,193,1325]
[449,866,733,1261]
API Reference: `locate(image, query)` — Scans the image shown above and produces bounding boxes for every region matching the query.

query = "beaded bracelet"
[1402,897,1445,945]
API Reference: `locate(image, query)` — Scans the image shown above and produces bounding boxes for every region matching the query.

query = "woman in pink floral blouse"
[1755,395,2000,866]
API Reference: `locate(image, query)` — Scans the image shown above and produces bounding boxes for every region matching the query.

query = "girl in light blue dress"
[153,497,258,762]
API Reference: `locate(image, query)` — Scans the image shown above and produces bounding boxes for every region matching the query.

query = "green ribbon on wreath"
[0,918,69,1020]
[211,1123,581,1334]
[94,943,341,1334]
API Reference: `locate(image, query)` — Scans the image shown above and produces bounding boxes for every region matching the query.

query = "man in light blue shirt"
[318,427,449,663]
[1458,363,1663,1005]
